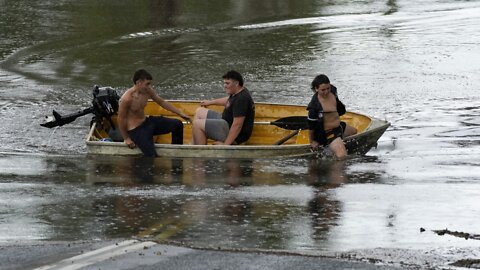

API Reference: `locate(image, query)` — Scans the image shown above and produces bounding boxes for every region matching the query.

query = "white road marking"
[34,240,157,270]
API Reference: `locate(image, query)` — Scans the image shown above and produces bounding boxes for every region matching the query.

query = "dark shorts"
[204,110,230,142]
[324,121,346,145]
[128,116,183,157]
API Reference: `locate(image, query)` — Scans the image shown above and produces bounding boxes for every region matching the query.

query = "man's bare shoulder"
[120,87,135,102]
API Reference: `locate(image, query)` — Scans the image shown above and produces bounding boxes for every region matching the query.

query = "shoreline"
[3,239,480,269]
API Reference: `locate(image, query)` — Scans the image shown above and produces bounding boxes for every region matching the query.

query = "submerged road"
[1,240,405,270]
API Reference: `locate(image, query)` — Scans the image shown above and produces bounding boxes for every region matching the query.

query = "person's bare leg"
[193,107,209,121]
[329,137,347,160]
[192,119,208,144]
[343,124,357,138]
[192,107,209,145]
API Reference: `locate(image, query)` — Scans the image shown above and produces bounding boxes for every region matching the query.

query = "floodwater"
[1,0,480,268]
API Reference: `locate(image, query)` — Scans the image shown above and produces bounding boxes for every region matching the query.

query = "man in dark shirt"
[192,70,255,145]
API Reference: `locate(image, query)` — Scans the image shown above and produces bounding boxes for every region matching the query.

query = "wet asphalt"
[0,240,405,270]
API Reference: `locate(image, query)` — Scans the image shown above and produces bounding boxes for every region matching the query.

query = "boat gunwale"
[86,140,312,150]
[85,109,390,157]
[86,117,389,148]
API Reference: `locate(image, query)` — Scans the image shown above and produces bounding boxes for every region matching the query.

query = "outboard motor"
[41,85,120,129]
[91,86,120,129]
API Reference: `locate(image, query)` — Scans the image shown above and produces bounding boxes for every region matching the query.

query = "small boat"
[84,100,390,158]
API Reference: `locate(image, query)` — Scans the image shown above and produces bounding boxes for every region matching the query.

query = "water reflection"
[0,151,390,250]
[86,156,181,185]
[87,156,262,187]
[82,155,353,250]
[308,158,347,187]
[384,0,398,15]
[307,159,345,244]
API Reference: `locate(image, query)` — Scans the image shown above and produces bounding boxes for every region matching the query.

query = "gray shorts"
[205,110,229,142]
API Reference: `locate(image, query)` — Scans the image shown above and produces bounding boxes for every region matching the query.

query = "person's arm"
[307,104,321,150]
[117,98,136,148]
[219,116,245,145]
[336,97,346,116]
[200,96,229,107]
[149,88,191,122]
[309,129,319,150]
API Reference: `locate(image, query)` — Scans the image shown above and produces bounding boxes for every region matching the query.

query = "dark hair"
[222,70,244,86]
[133,69,153,84]
[311,74,330,91]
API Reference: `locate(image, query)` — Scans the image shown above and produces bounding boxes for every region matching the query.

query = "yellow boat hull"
[86,101,389,158]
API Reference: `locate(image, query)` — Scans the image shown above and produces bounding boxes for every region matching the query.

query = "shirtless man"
[117,69,191,157]
[191,70,255,145]
[307,74,357,160]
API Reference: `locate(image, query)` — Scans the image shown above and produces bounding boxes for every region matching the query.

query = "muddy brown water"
[1,0,480,268]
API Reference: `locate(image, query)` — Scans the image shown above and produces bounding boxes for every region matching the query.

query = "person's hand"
[124,138,136,149]
[200,100,211,107]
[181,114,191,123]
